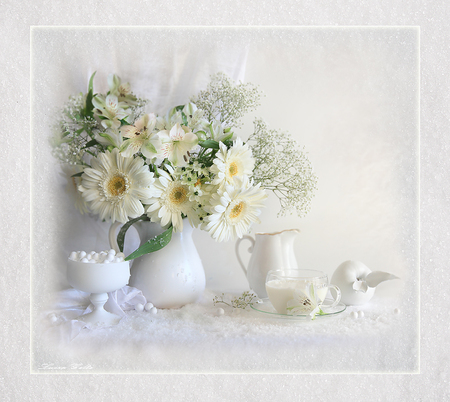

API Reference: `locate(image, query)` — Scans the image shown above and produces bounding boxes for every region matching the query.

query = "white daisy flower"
[205,177,267,242]
[145,167,198,232]
[78,148,154,223]
[210,137,254,188]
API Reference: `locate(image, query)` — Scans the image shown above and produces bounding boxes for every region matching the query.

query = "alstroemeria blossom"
[107,74,138,106]
[92,94,130,129]
[157,123,199,167]
[286,285,323,320]
[120,114,161,159]
[95,127,123,149]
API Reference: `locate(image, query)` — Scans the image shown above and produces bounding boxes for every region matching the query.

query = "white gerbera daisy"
[205,177,267,242]
[210,137,255,187]
[145,167,197,232]
[78,148,154,223]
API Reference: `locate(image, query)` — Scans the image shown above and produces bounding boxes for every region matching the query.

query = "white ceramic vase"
[110,219,205,309]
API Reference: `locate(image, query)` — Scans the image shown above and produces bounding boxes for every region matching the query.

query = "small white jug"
[235,229,299,298]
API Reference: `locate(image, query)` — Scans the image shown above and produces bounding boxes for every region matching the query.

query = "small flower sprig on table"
[213,291,260,310]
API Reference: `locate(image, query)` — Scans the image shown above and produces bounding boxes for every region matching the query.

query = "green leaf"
[221,132,234,143]
[71,171,84,178]
[125,226,173,261]
[117,214,150,253]
[199,140,220,149]
[83,139,99,148]
[83,72,97,118]
[88,71,96,93]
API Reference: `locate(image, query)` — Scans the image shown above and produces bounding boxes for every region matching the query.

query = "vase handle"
[235,235,255,275]
[109,222,122,253]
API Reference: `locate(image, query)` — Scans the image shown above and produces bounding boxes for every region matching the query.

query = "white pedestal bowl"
[67,259,130,326]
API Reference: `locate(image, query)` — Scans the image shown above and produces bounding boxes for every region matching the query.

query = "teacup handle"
[321,284,341,308]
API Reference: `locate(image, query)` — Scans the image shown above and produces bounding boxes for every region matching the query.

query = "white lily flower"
[92,94,131,129]
[119,114,161,160]
[183,103,209,132]
[208,120,234,142]
[286,284,323,320]
[107,74,138,106]
[95,127,123,149]
[157,123,199,167]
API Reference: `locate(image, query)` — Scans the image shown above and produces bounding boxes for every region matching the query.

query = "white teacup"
[265,269,341,315]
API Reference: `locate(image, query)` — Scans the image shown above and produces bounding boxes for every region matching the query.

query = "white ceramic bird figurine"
[330,260,399,306]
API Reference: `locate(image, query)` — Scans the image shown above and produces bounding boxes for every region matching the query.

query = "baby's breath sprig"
[248,119,318,217]
[213,291,259,309]
[191,72,262,129]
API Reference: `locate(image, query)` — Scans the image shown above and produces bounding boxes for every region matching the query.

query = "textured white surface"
[1,1,449,401]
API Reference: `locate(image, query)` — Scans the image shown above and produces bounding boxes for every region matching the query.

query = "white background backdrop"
[31,27,417,301]
[1,0,449,401]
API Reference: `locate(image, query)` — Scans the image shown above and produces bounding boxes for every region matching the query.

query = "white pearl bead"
[108,249,116,256]
[150,307,158,315]
[358,311,364,318]
[216,308,225,316]
[80,257,89,263]
[69,251,77,261]
[135,303,144,312]
[79,251,86,259]
[106,253,114,262]
[350,311,358,319]
[144,302,154,311]
[394,308,401,315]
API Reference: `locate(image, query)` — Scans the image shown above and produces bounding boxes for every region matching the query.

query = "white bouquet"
[51,72,317,259]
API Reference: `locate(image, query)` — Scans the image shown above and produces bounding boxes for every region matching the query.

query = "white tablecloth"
[35,286,415,374]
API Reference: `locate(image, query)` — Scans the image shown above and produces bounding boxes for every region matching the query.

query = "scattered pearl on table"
[216,308,225,316]
[358,311,364,318]
[135,303,144,312]
[49,313,57,323]
[350,311,358,319]
[394,308,401,315]
[144,302,154,311]
[150,307,158,315]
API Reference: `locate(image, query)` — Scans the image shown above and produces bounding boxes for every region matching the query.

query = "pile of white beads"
[69,249,126,264]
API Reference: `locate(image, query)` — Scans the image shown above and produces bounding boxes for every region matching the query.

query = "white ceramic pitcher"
[109,219,205,309]
[235,229,300,298]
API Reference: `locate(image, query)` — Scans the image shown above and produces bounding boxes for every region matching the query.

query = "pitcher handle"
[109,222,123,253]
[235,235,255,275]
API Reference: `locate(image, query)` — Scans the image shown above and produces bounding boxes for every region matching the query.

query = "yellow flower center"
[108,175,127,196]
[228,162,239,177]
[169,186,188,205]
[229,201,244,219]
